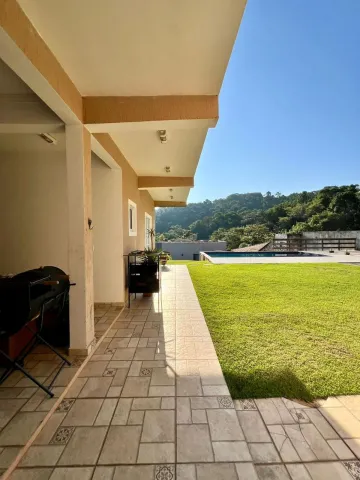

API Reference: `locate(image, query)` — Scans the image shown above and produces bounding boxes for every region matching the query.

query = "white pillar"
[66,125,95,354]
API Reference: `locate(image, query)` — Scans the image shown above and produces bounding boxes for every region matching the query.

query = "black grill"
[0,266,74,397]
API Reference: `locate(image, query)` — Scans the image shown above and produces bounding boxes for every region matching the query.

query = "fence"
[270,238,356,251]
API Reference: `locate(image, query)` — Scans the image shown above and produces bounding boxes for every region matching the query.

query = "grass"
[185,262,360,400]
[167,260,198,265]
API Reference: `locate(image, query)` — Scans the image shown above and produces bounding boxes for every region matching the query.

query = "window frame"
[145,212,152,249]
[128,199,137,236]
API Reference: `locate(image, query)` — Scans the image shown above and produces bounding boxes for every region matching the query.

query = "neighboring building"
[156,241,227,260]
[0,1,246,354]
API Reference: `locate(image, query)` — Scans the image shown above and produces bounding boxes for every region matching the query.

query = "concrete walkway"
[1,265,360,479]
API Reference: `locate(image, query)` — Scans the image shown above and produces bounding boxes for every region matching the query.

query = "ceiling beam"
[138,176,194,190]
[83,95,218,128]
[0,0,82,124]
[154,201,187,208]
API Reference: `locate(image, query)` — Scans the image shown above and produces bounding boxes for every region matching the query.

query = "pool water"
[204,251,326,258]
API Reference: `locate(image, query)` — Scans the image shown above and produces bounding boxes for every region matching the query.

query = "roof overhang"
[2,0,247,204]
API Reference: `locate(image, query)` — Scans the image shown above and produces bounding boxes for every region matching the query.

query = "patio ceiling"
[7,0,247,204]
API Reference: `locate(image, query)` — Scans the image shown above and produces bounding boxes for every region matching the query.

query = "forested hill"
[156,185,360,247]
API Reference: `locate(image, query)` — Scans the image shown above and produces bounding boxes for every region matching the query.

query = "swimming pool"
[203,251,325,258]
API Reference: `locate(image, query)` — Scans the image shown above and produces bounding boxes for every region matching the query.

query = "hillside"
[156,185,360,249]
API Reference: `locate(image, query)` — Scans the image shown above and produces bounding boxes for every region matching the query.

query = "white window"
[128,199,137,236]
[145,212,152,249]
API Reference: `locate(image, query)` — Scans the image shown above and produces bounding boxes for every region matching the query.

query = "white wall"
[92,156,124,303]
[0,151,68,274]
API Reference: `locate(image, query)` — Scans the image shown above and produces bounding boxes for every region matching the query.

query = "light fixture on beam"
[38,133,57,145]
[158,130,167,143]
[169,188,173,192]
[165,166,171,173]
[170,195,174,200]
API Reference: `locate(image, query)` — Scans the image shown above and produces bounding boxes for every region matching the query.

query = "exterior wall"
[92,155,123,303]
[156,241,227,260]
[121,161,155,254]
[275,231,360,250]
[0,152,68,274]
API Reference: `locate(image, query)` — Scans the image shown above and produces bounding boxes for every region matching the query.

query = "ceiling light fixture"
[165,166,171,173]
[158,130,167,144]
[169,188,173,192]
[170,196,174,200]
[38,133,57,145]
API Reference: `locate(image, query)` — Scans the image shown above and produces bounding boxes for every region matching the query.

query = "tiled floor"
[1,266,360,479]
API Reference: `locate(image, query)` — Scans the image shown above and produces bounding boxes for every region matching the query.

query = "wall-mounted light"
[170,196,174,200]
[38,133,57,145]
[169,188,173,192]
[158,130,167,143]
[165,166,171,173]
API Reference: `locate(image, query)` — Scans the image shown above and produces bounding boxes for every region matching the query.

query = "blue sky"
[189,0,360,203]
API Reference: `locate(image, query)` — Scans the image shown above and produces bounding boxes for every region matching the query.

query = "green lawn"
[185,263,360,400]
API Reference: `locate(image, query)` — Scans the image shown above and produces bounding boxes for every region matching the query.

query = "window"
[145,212,152,249]
[128,199,137,236]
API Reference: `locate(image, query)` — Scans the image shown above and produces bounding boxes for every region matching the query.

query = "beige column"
[66,125,95,354]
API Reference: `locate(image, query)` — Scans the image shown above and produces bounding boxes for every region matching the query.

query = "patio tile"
[190,396,219,409]
[78,377,112,398]
[49,467,94,480]
[148,386,175,397]
[286,464,312,480]
[256,465,290,480]
[0,411,46,445]
[111,369,128,386]
[128,410,144,425]
[92,466,115,480]
[50,427,75,445]
[53,369,79,387]
[112,348,135,360]
[284,424,317,461]
[203,385,230,396]
[132,397,161,410]
[141,410,175,442]
[320,407,360,438]
[137,443,175,463]
[235,463,259,480]
[196,463,238,480]
[305,462,353,479]
[0,399,27,428]
[213,441,252,462]
[121,377,150,397]
[268,425,300,462]
[150,367,175,386]
[329,439,356,459]
[256,398,284,425]
[161,397,175,409]
[98,426,141,464]
[65,378,87,398]
[106,386,122,397]
[249,443,281,463]
[112,398,131,425]
[207,409,244,441]
[113,465,154,480]
[134,348,156,360]
[95,398,117,426]
[177,376,202,396]
[177,464,196,480]
[62,399,103,426]
[192,408,207,423]
[177,397,191,424]
[20,445,64,466]
[58,426,107,465]
[0,447,22,468]
[10,468,53,480]
[237,411,271,442]
[344,439,360,458]
[128,361,142,376]
[300,423,337,460]
[177,424,214,462]
[305,408,339,439]
[79,362,108,377]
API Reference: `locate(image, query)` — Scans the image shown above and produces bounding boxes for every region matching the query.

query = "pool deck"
[202,251,360,265]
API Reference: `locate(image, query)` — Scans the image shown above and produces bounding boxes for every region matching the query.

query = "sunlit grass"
[186,263,360,400]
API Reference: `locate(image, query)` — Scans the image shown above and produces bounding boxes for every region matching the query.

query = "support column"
[66,125,95,354]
